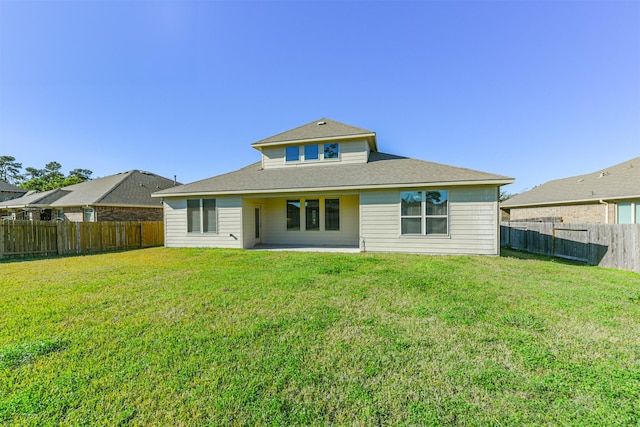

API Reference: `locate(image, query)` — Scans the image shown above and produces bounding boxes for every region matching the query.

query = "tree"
[499,190,514,203]
[21,162,74,191]
[0,155,23,184]
[62,168,93,186]
[1,156,93,191]
[21,163,64,191]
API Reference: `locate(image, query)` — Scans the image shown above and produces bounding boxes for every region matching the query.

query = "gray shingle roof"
[49,170,177,207]
[252,118,376,147]
[502,157,640,208]
[154,152,514,197]
[0,180,27,193]
[0,188,68,208]
[0,170,178,209]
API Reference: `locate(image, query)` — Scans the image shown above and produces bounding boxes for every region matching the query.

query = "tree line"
[0,155,92,192]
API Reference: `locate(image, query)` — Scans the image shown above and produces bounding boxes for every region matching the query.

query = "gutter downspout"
[599,200,609,224]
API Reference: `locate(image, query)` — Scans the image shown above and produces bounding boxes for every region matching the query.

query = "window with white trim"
[324,143,339,159]
[187,198,217,233]
[617,201,639,224]
[285,146,300,162]
[304,144,319,161]
[83,208,94,222]
[401,190,448,235]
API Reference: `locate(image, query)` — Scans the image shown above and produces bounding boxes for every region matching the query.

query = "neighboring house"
[0,180,27,202]
[0,170,178,222]
[153,118,514,255]
[501,157,640,224]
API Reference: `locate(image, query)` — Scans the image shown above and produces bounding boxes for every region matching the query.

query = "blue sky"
[1,0,638,194]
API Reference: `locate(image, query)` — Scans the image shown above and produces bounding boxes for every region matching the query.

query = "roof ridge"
[252,118,376,146]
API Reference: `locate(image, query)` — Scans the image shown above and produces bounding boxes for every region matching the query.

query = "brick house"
[501,157,640,224]
[0,170,178,222]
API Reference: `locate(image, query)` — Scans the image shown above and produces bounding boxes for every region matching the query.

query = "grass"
[0,247,639,426]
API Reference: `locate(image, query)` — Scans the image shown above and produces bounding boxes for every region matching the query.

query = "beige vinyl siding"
[360,187,499,255]
[163,196,243,248]
[261,139,370,169]
[261,195,359,246]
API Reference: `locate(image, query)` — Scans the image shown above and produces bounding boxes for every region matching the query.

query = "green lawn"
[1,248,639,426]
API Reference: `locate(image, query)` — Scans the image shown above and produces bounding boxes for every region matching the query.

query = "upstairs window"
[285,146,300,162]
[304,144,319,161]
[401,190,448,235]
[324,143,339,159]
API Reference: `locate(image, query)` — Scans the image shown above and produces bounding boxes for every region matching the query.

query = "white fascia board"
[0,204,50,209]
[157,179,515,199]
[251,133,377,149]
[51,203,162,209]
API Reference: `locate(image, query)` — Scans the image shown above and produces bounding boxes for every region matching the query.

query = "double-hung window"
[187,199,217,233]
[401,190,448,235]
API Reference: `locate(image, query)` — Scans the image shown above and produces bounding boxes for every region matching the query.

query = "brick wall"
[508,202,616,224]
[63,208,84,222]
[95,206,163,222]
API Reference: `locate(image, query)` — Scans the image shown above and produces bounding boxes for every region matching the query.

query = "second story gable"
[251,118,378,169]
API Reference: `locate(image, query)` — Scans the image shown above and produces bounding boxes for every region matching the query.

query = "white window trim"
[617,201,639,224]
[187,198,218,234]
[286,197,341,232]
[303,144,320,162]
[399,190,450,237]
[285,146,301,163]
[322,143,341,161]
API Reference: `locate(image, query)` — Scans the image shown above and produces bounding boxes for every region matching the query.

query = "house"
[0,180,27,202]
[153,118,514,254]
[0,170,178,221]
[501,157,640,224]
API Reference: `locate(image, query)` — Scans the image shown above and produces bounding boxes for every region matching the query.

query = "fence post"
[56,221,62,255]
[0,222,4,259]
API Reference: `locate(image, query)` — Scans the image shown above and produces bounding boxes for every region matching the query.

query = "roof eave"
[155,178,514,198]
[503,193,640,208]
[251,133,377,149]
[0,203,52,209]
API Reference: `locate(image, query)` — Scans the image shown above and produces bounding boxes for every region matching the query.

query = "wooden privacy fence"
[0,221,164,259]
[501,221,640,273]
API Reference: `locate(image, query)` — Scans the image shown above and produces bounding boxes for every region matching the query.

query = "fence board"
[1,221,57,257]
[501,221,640,273]
[0,221,164,259]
